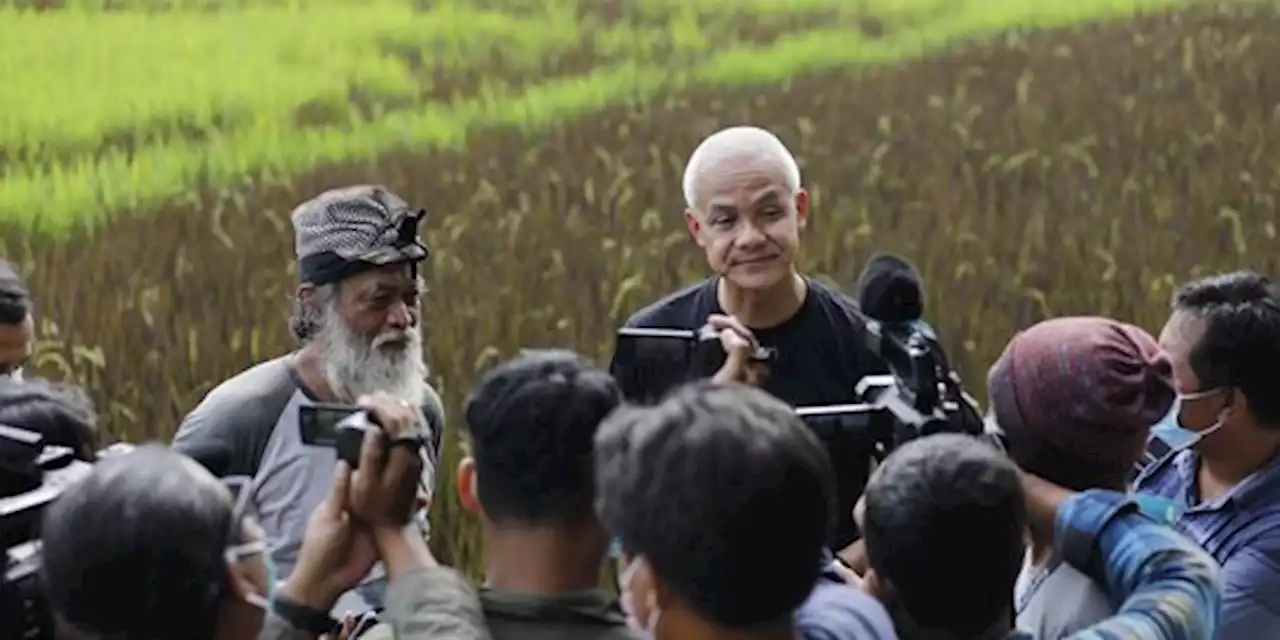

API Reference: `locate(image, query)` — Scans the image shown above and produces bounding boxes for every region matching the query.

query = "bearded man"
[172,185,444,616]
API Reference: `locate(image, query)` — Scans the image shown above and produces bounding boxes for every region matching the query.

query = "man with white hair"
[611,125,891,553]
[173,185,444,618]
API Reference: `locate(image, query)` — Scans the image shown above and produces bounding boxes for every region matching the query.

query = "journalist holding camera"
[32,393,488,640]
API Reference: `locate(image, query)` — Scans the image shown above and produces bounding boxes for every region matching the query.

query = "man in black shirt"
[610,125,890,552]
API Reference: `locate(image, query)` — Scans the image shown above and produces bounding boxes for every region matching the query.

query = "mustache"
[372,327,419,349]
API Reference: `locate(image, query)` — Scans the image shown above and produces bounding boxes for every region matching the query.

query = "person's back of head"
[987,316,1173,491]
[0,259,32,379]
[40,444,242,640]
[859,434,1024,639]
[0,378,99,461]
[460,349,622,529]
[595,380,835,637]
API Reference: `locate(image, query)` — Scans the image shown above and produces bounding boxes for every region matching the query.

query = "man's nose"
[386,300,415,330]
[735,220,768,247]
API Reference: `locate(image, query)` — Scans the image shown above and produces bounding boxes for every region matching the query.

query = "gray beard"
[318,306,428,407]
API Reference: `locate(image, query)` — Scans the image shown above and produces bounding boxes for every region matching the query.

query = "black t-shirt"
[610,276,892,549]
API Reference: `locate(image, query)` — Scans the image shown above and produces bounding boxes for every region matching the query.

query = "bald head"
[682,126,801,213]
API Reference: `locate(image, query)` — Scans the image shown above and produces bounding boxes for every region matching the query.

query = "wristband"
[271,593,339,635]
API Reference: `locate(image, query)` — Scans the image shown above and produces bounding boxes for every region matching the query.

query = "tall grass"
[5,2,1277,573]
[0,0,1195,233]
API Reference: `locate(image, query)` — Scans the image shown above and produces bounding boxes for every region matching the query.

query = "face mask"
[618,557,661,639]
[225,540,278,610]
[1151,390,1228,449]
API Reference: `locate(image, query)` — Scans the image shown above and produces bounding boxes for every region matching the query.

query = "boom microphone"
[855,252,924,324]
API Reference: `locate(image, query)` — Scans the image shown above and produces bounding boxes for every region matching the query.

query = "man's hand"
[347,393,425,528]
[707,314,768,386]
[281,462,379,610]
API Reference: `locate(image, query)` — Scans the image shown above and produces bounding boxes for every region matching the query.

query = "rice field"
[5,0,1278,570]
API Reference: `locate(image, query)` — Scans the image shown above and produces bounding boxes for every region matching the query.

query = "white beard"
[318,304,428,407]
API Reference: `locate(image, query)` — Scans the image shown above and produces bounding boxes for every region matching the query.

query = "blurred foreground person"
[611,125,891,551]
[1135,271,1280,637]
[987,316,1174,638]
[363,349,631,640]
[597,381,897,640]
[0,258,33,380]
[0,377,100,461]
[173,186,444,613]
[41,394,490,640]
[857,433,1220,640]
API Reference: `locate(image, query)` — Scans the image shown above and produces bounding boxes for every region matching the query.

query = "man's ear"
[456,457,482,515]
[685,210,706,247]
[795,189,809,230]
[296,282,316,306]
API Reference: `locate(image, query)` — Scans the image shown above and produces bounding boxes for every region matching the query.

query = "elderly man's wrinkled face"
[317,264,427,405]
[685,156,808,292]
[0,312,33,379]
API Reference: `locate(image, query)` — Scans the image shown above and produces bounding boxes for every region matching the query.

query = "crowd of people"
[1,124,1277,640]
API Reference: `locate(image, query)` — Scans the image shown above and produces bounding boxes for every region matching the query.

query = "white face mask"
[618,557,661,639]
[1155,388,1230,449]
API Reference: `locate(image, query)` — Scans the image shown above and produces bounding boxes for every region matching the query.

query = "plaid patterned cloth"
[1050,490,1221,640]
[291,185,429,284]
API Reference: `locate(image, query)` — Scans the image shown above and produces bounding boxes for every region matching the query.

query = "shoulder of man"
[621,278,716,329]
[796,577,899,640]
[172,355,299,477]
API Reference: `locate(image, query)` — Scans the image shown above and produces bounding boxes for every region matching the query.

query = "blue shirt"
[799,551,898,639]
[1135,449,1280,638]
[1004,489,1221,640]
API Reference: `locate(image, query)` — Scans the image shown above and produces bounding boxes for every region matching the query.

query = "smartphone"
[298,403,361,446]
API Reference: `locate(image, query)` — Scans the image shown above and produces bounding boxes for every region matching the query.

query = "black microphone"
[854,252,924,324]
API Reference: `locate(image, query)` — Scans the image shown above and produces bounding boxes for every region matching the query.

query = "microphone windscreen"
[855,252,924,323]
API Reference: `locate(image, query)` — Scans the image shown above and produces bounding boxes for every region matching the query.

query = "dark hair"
[0,259,29,325]
[40,445,232,640]
[0,378,98,461]
[1172,270,1280,425]
[595,380,834,627]
[462,349,621,525]
[862,434,1025,637]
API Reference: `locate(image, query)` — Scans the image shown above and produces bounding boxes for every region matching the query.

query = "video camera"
[1,424,132,640]
[615,253,982,460]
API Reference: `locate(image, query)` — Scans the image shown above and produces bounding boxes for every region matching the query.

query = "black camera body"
[1,424,131,640]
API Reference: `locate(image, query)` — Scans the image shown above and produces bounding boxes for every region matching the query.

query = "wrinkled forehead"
[690,154,794,211]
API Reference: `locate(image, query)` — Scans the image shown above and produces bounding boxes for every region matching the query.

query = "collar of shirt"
[1170,447,1280,513]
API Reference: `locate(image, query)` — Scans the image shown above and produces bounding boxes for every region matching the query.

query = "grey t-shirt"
[171,355,444,615]
[1014,551,1113,639]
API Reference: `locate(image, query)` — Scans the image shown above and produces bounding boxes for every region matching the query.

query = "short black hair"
[40,445,232,640]
[862,434,1025,637]
[1173,270,1280,425]
[595,380,834,627]
[0,259,29,325]
[0,378,98,461]
[462,349,622,525]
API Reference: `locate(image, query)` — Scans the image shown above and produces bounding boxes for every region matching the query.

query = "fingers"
[359,428,383,475]
[327,461,352,515]
[707,314,757,345]
[357,392,418,438]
